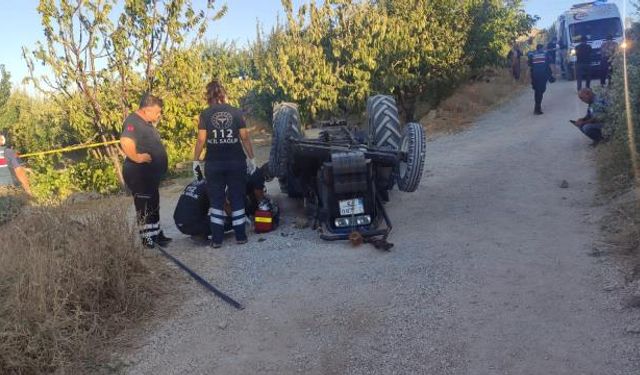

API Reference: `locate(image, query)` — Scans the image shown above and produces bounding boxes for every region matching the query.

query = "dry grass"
[0,187,29,226]
[419,68,528,136]
[595,142,640,281]
[0,197,172,374]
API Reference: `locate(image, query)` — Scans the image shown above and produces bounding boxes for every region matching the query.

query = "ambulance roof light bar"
[571,0,607,9]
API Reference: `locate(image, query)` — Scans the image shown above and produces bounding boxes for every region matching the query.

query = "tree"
[374,0,471,121]
[258,0,341,120]
[23,0,226,183]
[0,65,10,112]
[463,0,538,71]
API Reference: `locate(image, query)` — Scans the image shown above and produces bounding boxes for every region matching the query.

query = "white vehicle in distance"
[556,1,625,80]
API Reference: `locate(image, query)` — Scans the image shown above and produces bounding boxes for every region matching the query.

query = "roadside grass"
[596,140,640,281]
[419,68,528,136]
[0,197,174,374]
[0,187,29,226]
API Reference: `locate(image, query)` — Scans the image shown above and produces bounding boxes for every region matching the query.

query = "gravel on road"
[122,81,640,375]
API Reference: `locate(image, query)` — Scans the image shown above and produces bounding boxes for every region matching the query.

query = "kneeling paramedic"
[193,80,256,248]
[173,163,277,240]
[120,94,172,249]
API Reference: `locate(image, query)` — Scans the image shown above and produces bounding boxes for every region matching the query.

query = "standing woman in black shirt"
[193,80,255,248]
[120,94,172,249]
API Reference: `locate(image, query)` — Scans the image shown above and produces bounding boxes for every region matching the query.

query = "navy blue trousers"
[205,160,247,244]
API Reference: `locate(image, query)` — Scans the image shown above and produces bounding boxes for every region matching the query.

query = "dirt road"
[123,81,640,374]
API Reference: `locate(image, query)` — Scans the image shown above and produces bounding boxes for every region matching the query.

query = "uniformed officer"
[120,94,172,249]
[193,80,256,248]
[0,133,31,195]
[528,44,553,115]
[575,36,593,91]
[546,37,559,76]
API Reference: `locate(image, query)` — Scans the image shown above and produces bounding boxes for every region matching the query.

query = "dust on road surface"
[123,81,640,374]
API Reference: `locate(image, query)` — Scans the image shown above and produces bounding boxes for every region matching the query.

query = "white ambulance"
[556,1,624,80]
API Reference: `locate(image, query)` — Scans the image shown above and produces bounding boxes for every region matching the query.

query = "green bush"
[1,0,535,200]
[601,21,640,188]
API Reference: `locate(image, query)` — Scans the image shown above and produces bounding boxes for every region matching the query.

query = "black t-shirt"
[121,112,168,174]
[199,104,246,163]
[575,43,592,64]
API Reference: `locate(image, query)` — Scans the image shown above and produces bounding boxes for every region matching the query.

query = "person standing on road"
[575,36,593,91]
[507,41,523,81]
[600,35,618,87]
[193,80,256,249]
[0,133,32,196]
[120,94,172,249]
[546,37,559,76]
[528,44,553,115]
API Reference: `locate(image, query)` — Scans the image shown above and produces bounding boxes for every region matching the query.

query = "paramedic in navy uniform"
[120,94,172,249]
[193,80,256,248]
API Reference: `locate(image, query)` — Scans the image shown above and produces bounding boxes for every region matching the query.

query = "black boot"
[157,231,172,247]
[141,236,156,249]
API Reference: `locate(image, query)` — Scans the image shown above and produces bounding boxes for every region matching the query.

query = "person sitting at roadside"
[571,88,607,146]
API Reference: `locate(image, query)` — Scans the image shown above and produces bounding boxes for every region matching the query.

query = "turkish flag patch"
[126,124,135,132]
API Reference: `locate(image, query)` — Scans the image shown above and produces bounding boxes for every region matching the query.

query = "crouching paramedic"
[193,80,256,248]
[120,94,172,249]
[173,176,211,240]
[174,163,276,241]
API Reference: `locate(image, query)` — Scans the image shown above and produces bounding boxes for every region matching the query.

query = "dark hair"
[139,93,164,109]
[536,44,544,50]
[206,80,226,105]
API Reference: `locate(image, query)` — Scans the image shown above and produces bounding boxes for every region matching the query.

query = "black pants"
[576,63,591,90]
[581,123,604,143]
[532,79,546,112]
[124,162,162,240]
[534,89,544,112]
[206,160,247,244]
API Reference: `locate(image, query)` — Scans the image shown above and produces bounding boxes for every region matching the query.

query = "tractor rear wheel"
[367,95,401,193]
[269,102,303,179]
[396,122,426,193]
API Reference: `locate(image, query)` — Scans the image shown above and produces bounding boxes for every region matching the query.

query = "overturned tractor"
[268,95,426,249]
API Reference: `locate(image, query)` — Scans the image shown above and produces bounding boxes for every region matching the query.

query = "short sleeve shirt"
[198,104,246,163]
[0,146,23,186]
[121,112,168,174]
[587,96,607,122]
